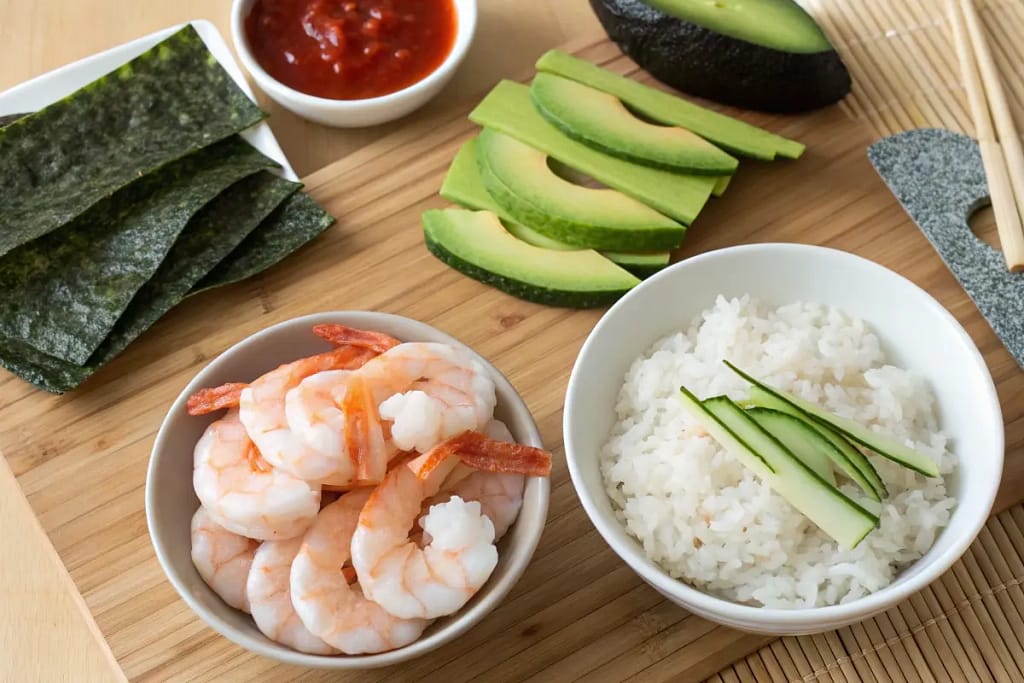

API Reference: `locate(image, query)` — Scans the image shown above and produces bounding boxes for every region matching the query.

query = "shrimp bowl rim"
[146,311,550,668]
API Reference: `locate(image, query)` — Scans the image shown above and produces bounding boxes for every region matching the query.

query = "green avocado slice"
[644,0,831,53]
[423,209,640,308]
[468,80,715,224]
[530,73,737,175]
[440,139,671,276]
[712,174,732,197]
[535,50,804,159]
[477,129,685,251]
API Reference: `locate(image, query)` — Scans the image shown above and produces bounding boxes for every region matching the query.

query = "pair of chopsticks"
[947,0,1024,272]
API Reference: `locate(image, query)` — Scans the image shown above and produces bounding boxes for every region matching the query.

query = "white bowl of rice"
[564,243,1003,635]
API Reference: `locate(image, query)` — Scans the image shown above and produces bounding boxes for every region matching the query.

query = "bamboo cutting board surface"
[1,35,1022,682]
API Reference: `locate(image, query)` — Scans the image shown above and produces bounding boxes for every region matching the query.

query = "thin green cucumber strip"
[747,386,887,499]
[468,80,715,225]
[535,50,804,160]
[746,407,836,486]
[726,361,940,478]
[695,393,878,549]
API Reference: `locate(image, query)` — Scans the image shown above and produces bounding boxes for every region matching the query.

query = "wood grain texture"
[0,455,127,683]
[1,35,1022,682]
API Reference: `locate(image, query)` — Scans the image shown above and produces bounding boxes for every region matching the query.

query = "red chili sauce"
[245,0,457,100]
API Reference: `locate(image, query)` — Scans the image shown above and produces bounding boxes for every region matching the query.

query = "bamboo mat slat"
[714,0,1024,680]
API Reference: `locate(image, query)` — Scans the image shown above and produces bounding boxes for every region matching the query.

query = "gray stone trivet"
[868,128,1024,368]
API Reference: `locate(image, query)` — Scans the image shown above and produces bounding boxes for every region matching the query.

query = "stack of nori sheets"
[0,26,335,393]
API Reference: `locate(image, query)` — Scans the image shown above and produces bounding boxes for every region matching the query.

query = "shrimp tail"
[413,431,552,480]
[313,324,402,354]
[187,382,247,416]
[449,431,553,477]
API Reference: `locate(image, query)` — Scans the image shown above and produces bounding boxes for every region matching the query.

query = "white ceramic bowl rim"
[230,0,477,109]
[146,311,548,668]
[565,242,1003,629]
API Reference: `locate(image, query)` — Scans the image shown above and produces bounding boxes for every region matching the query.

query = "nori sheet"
[0,112,28,128]
[0,171,299,393]
[0,25,265,257]
[192,192,334,292]
[0,136,278,365]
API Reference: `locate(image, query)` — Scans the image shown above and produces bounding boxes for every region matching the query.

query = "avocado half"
[590,0,851,112]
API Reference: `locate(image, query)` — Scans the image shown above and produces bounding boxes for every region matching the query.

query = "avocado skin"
[590,0,851,113]
[424,231,629,309]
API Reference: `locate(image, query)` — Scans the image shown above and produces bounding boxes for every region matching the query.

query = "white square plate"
[0,19,297,181]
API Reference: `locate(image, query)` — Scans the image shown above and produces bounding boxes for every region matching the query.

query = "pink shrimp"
[350,431,551,620]
[290,488,430,654]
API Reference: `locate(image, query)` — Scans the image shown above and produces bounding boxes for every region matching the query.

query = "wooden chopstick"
[947,0,1024,271]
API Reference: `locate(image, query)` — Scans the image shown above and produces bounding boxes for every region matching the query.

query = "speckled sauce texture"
[192,191,335,293]
[0,171,301,393]
[0,25,265,257]
[0,136,277,366]
[868,129,1023,368]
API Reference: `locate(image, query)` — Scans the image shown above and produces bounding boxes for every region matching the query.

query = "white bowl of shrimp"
[146,312,552,668]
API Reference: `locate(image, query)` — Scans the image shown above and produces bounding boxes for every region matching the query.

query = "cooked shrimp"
[190,507,259,612]
[360,343,497,453]
[193,409,320,540]
[240,346,381,481]
[426,421,525,541]
[430,472,525,542]
[290,489,430,654]
[312,323,401,354]
[351,431,551,620]
[186,325,399,417]
[283,369,357,479]
[246,538,339,655]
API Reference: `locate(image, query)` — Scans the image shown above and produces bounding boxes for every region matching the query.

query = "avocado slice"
[588,0,851,113]
[477,130,685,251]
[726,361,940,478]
[535,50,803,160]
[712,174,731,197]
[680,390,877,549]
[468,80,715,225]
[422,209,641,308]
[530,73,737,175]
[440,139,671,277]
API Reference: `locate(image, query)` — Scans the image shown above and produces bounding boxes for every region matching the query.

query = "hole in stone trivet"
[968,204,1001,251]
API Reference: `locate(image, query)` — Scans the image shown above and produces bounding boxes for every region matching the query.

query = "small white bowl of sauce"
[231,0,477,128]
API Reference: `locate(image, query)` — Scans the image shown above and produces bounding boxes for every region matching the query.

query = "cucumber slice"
[726,361,940,478]
[747,388,886,500]
[678,388,877,548]
[746,407,836,486]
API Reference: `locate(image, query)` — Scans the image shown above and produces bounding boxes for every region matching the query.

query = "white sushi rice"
[600,295,957,608]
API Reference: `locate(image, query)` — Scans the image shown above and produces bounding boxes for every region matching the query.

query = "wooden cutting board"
[2,38,1022,683]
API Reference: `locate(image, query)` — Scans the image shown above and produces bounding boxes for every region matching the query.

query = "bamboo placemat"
[713,1,1024,681]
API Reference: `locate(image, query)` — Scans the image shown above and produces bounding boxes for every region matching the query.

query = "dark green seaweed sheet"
[0,136,277,365]
[192,192,335,292]
[0,171,299,393]
[0,112,28,128]
[0,25,265,257]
